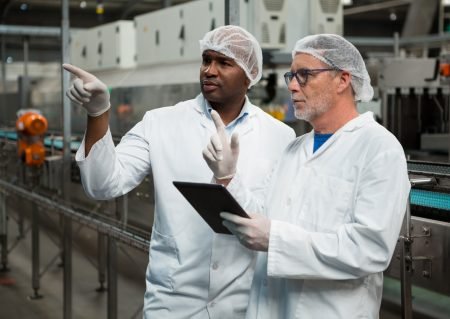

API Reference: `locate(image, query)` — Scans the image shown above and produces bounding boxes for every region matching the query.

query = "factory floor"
[0,211,147,319]
[0,211,448,319]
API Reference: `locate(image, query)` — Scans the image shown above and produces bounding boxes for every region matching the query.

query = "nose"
[287,76,299,92]
[204,61,218,76]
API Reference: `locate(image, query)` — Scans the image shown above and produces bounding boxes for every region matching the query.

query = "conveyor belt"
[0,130,81,151]
[408,160,450,177]
[0,178,150,252]
[410,189,450,211]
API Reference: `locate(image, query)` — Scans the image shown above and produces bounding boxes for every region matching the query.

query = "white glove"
[202,110,239,180]
[63,63,111,117]
[220,212,271,251]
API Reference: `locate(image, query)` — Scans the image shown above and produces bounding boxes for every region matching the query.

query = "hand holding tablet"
[173,181,249,234]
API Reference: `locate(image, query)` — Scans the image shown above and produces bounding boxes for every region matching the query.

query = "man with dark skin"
[63,25,295,318]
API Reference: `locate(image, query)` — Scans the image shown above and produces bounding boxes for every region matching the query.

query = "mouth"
[291,97,305,104]
[202,80,219,92]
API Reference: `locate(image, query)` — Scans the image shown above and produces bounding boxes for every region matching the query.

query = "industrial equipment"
[15,109,48,167]
[378,56,450,159]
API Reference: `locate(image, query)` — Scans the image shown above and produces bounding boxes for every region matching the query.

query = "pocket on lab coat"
[298,173,353,232]
[148,228,179,290]
[245,158,273,193]
[295,277,369,318]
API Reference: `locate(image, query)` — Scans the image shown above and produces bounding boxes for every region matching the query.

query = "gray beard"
[294,102,331,122]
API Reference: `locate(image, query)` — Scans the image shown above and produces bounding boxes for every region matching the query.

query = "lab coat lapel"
[193,96,217,134]
[305,112,376,161]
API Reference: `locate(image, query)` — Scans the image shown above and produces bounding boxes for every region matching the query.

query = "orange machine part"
[16,112,48,136]
[16,111,48,167]
[440,63,450,77]
[17,141,46,166]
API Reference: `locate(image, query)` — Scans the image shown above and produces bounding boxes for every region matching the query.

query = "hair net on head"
[292,34,373,102]
[199,25,263,88]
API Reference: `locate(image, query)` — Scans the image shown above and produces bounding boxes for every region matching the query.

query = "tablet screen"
[173,181,249,234]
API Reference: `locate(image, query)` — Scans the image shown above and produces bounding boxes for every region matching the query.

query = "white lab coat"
[75,94,295,319]
[228,112,410,319]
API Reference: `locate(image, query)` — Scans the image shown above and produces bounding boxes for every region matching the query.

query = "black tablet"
[173,181,249,234]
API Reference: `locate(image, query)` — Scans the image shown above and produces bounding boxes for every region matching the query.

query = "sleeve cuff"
[75,127,114,164]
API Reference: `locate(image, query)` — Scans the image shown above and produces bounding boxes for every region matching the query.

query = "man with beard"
[63,25,295,318]
[203,34,410,318]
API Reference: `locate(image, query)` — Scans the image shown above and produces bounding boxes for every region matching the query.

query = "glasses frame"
[284,68,338,87]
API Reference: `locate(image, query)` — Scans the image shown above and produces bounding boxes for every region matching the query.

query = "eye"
[297,69,309,77]
[202,55,211,65]
[217,58,232,66]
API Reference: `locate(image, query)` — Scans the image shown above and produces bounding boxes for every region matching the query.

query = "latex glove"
[202,110,239,179]
[63,63,111,117]
[220,212,271,251]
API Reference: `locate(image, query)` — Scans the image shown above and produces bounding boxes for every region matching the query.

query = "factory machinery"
[1,0,450,318]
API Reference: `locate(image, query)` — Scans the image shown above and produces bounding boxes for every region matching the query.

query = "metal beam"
[344,0,411,16]
[0,25,61,37]
[0,178,150,251]
[225,0,240,26]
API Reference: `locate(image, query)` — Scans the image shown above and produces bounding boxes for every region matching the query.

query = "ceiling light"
[6,56,13,64]
[389,12,397,21]
[20,3,28,11]
[80,1,87,9]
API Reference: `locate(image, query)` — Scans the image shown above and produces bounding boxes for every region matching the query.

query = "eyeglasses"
[284,68,338,87]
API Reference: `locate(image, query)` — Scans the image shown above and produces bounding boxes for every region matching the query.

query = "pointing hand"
[63,63,111,117]
[202,110,239,180]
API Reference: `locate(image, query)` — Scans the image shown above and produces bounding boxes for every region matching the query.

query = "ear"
[336,71,352,95]
[244,77,251,88]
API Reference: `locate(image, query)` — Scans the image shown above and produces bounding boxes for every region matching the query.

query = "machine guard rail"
[0,178,150,252]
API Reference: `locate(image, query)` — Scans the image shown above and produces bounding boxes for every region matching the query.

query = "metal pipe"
[0,190,7,271]
[97,233,107,292]
[439,0,444,35]
[1,34,5,106]
[21,36,29,109]
[394,32,400,57]
[409,177,436,186]
[399,225,413,318]
[417,94,422,133]
[382,92,388,128]
[225,0,240,26]
[30,203,43,299]
[432,96,445,133]
[107,236,118,319]
[61,0,72,318]
[0,24,61,37]
[399,176,436,318]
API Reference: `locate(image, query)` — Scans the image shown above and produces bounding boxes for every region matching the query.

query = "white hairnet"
[292,34,374,102]
[199,25,262,88]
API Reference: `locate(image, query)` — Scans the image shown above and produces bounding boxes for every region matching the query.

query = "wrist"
[213,175,234,186]
[87,103,111,117]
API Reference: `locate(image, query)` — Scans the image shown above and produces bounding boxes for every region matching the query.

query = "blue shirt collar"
[202,96,251,134]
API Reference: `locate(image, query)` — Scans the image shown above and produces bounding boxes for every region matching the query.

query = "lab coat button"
[209,301,216,307]
[212,262,219,270]
[286,198,292,206]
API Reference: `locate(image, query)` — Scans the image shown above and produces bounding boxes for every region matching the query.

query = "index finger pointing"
[63,63,95,82]
[210,110,226,134]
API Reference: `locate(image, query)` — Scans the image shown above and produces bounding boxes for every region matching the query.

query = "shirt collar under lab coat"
[194,93,255,135]
[304,111,376,159]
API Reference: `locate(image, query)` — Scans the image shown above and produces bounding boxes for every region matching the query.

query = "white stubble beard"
[293,91,333,122]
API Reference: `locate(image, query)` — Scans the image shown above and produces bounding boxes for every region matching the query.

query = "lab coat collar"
[305,111,376,159]
[340,111,375,132]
